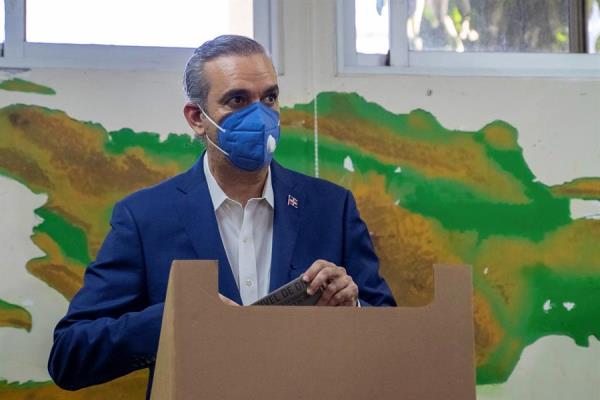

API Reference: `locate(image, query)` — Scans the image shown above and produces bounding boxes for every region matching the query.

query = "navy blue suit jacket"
[48,155,396,395]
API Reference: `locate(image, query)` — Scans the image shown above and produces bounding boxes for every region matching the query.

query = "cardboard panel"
[152,260,475,400]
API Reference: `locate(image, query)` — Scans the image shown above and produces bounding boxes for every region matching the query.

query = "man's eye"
[263,94,278,105]
[227,96,246,107]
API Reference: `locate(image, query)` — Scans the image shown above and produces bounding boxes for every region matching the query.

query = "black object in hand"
[252,276,322,306]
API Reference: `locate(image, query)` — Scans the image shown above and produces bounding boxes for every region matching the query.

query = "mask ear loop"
[205,134,230,157]
[196,104,230,157]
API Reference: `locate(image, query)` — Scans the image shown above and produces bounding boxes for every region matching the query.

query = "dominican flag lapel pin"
[287,194,299,208]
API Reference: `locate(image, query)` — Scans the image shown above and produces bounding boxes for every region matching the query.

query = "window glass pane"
[0,0,5,45]
[356,0,389,54]
[408,0,570,53]
[26,0,253,47]
[588,0,600,53]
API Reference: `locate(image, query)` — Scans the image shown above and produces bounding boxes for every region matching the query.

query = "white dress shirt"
[203,156,274,305]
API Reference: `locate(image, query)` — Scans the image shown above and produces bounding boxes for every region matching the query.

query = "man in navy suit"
[48,35,396,396]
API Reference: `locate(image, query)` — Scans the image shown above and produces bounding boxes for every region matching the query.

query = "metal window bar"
[3,0,25,59]
[569,0,588,53]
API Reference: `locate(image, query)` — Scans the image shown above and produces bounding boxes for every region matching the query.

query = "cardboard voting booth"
[151,260,475,400]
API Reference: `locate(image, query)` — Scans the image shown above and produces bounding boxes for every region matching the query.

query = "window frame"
[338,0,600,77]
[0,0,282,72]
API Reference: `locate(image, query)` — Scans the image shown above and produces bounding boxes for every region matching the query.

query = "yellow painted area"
[335,171,507,366]
[407,110,439,132]
[475,220,600,278]
[336,172,464,306]
[462,219,600,335]
[482,124,519,151]
[0,107,182,254]
[326,166,600,371]
[551,178,600,200]
[474,292,505,366]
[539,220,600,271]
[27,232,85,300]
[0,370,147,399]
[0,308,32,331]
[285,109,529,204]
[0,107,188,296]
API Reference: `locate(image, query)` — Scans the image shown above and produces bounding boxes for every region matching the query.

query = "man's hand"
[302,260,359,306]
[218,294,240,306]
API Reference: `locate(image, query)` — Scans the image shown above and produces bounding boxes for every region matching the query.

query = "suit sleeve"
[48,200,163,390]
[343,190,397,307]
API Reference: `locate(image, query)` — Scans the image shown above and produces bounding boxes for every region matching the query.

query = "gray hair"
[183,35,268,109]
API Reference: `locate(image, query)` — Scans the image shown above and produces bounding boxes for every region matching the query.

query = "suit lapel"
[174,155,242,304]
[269,162,305,292]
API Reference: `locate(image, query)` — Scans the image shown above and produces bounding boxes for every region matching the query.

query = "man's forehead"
[204,53,277,94]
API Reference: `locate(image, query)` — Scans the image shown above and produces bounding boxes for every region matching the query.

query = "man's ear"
[183,102,205,137]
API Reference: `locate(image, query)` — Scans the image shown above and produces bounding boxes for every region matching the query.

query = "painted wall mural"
[1,81,599,398]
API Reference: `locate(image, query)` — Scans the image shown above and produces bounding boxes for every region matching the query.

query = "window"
[355,0,389,54]
[339,0,600,76]
[0,0,280,71]
[25,0,253,48]
[590,0,600,53]
[407,0,571,53]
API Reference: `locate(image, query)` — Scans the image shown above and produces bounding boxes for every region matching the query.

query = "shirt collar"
[203,154,274,210]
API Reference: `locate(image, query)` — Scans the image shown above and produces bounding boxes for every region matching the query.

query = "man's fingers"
[307,265,344,295]
[303,260,358,307]
[218,294,240,306]
[317,275,352,306]
[326,284,358,307]
[302,259,337,283]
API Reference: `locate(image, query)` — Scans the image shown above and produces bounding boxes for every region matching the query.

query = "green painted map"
[1,89,599,398]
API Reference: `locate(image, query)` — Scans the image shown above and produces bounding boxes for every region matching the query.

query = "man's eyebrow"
[217,85,279,104]
[262,85,279,95]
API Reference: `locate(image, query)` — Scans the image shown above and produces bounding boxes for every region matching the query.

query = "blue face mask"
[199,102,280,171]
